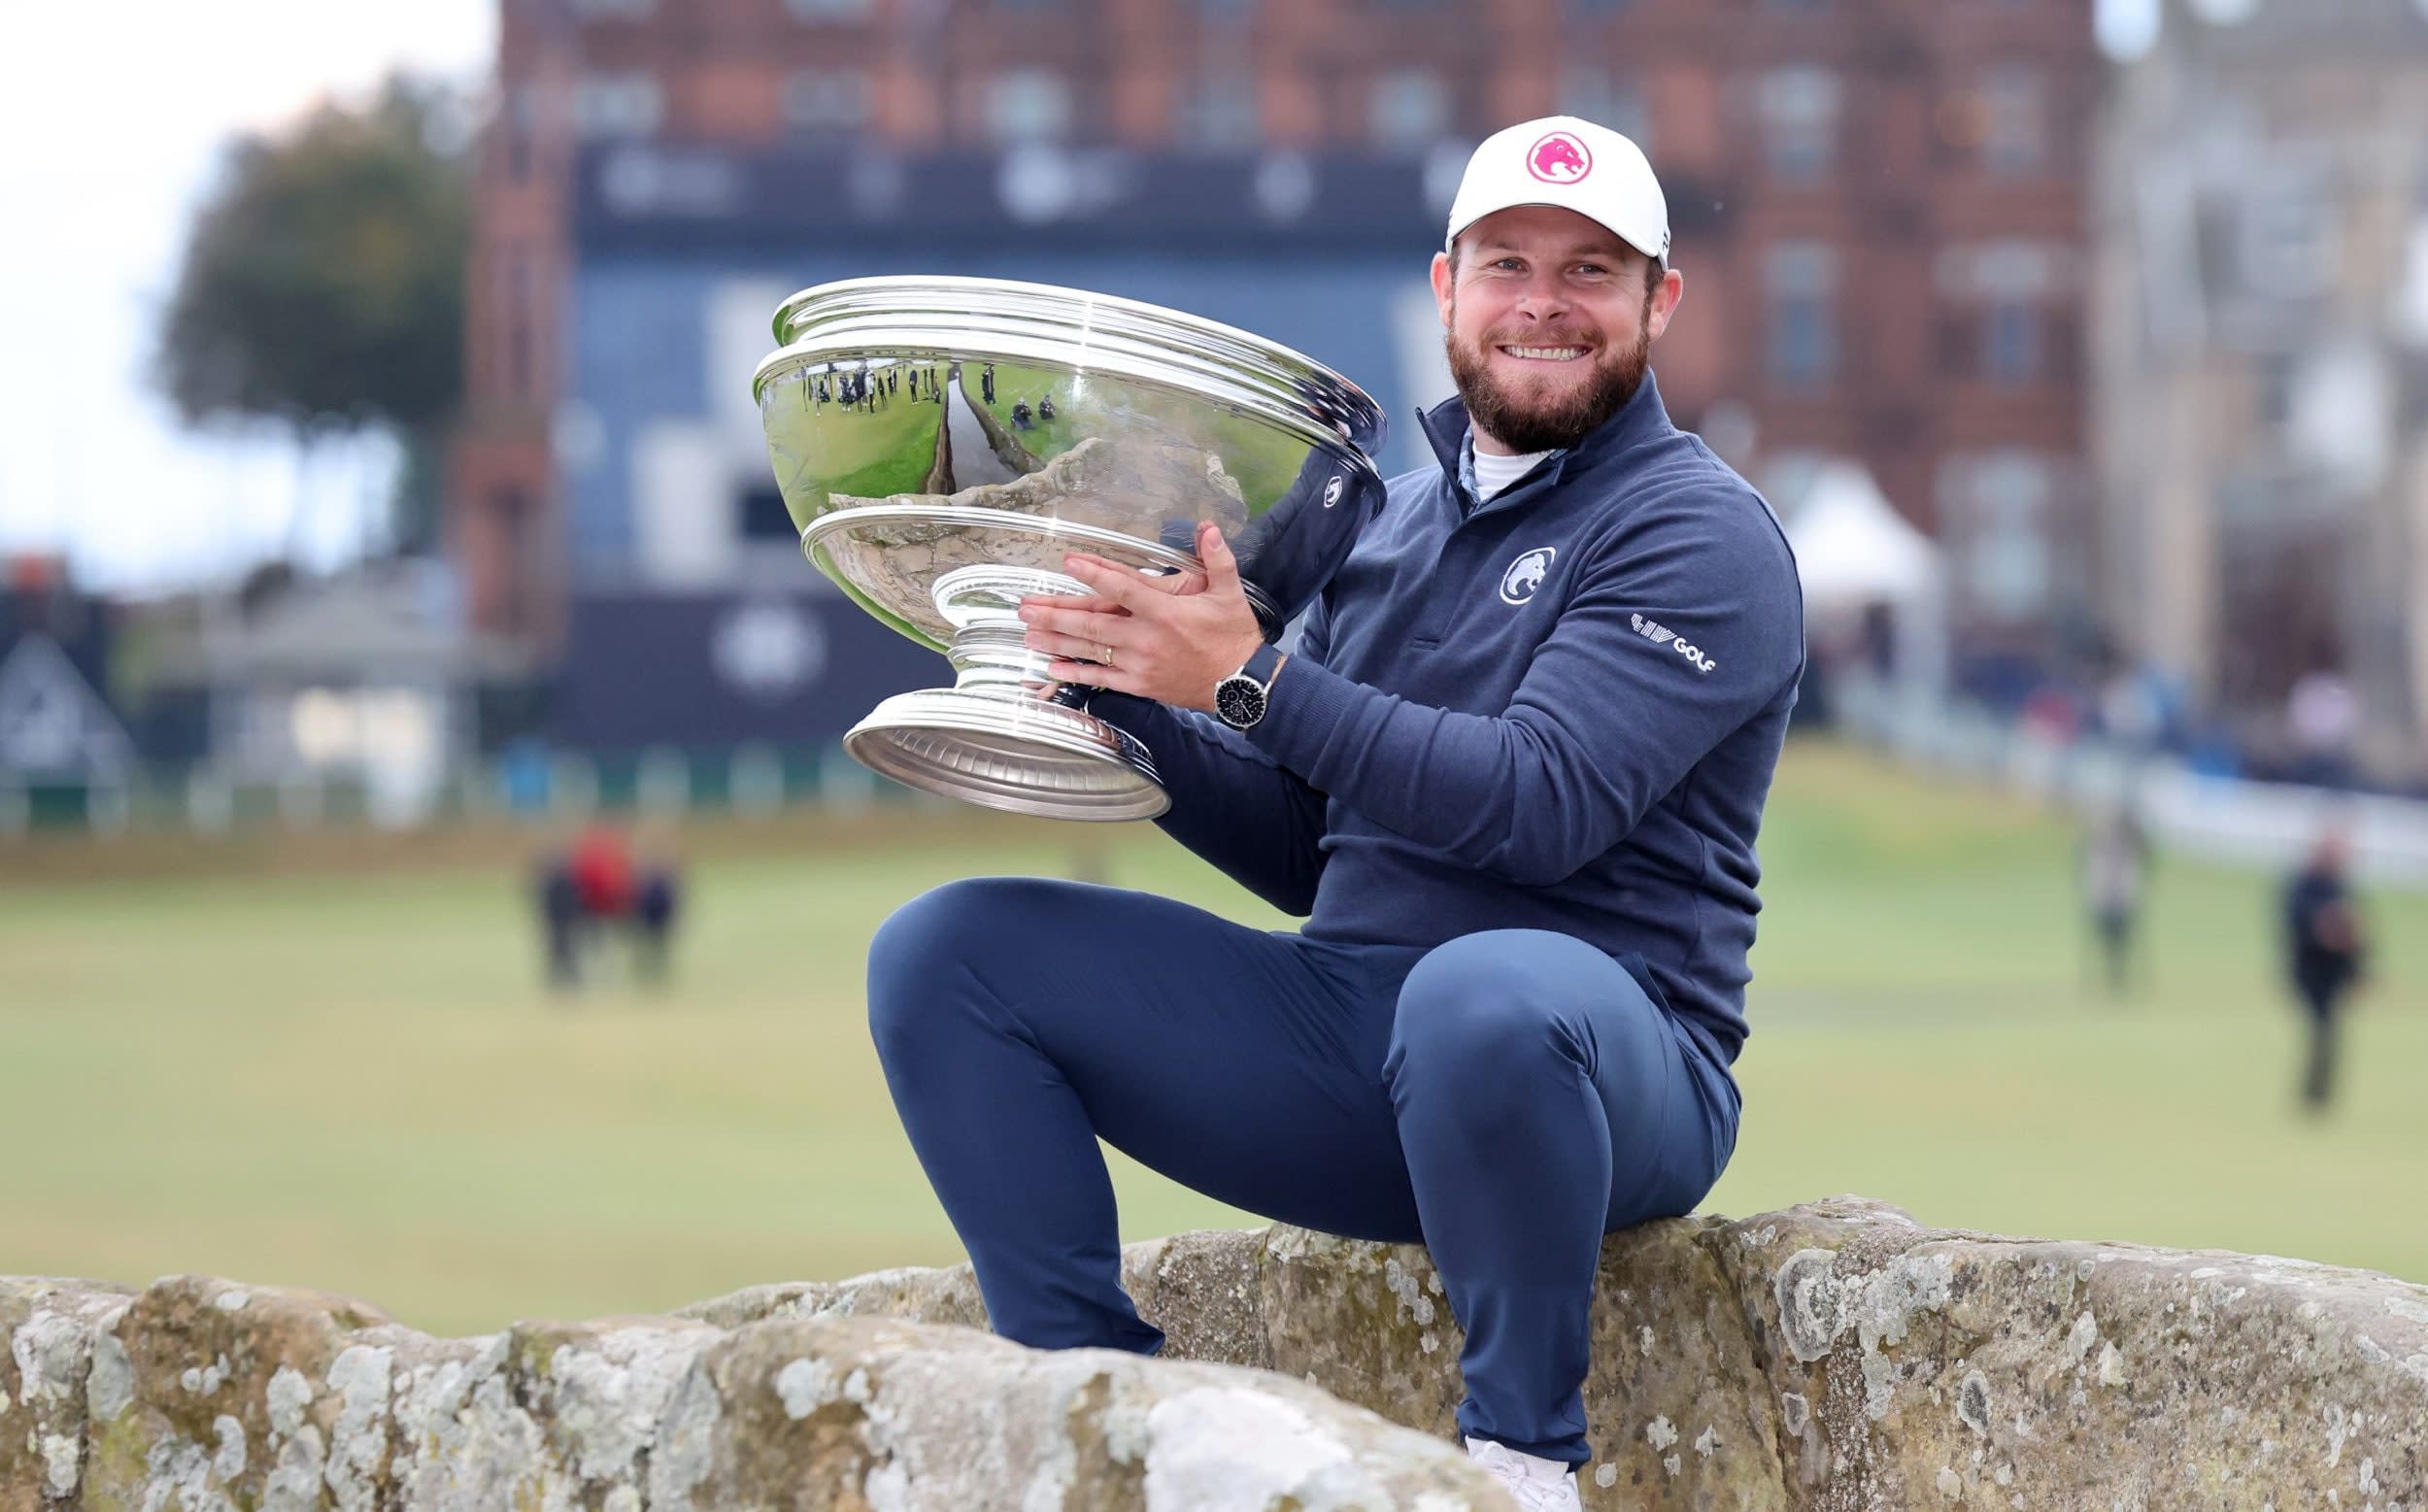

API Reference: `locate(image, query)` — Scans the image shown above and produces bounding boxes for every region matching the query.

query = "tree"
[159,76,470,555]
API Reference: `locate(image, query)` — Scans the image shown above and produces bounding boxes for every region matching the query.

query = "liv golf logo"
[1632,613,1717,675]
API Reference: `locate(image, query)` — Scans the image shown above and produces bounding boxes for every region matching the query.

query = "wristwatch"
[1213,643,1285,730]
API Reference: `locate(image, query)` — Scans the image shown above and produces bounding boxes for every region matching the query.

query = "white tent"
[1783,460,1939,608]
[1776,459,1947,699]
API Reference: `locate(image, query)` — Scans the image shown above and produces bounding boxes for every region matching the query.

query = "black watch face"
[1215,677,1266,727]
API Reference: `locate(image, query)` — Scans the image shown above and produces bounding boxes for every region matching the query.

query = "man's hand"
[1019,521,1268,713]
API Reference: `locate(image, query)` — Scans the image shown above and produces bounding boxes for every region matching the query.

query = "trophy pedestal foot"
[840,564,1169,821]
[844,689,1167,821]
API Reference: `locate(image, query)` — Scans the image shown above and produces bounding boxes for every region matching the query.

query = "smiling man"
[863,117,1803,1510]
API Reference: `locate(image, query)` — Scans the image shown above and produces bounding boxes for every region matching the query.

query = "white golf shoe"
[1465,1436,1584,1511]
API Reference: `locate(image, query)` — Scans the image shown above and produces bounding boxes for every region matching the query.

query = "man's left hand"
[1019,521,1266,713]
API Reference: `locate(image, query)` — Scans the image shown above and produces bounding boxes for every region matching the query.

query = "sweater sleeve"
[1082,596,1335,916]
[1243,494,1802,887]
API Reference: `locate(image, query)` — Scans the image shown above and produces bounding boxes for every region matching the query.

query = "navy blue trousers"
[864,877,1739,1466]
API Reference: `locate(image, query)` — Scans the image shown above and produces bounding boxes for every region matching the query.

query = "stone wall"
[8,1197,2426,1509]
[1241,1198,2428,1508]
[1,1276,1494,1511]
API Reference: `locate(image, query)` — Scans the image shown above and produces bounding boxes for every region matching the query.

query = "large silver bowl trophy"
[752,277,1387,821]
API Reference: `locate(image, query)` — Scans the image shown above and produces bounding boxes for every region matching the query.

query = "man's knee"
[866,877,1079,1048]
[1387,930,1594,1085]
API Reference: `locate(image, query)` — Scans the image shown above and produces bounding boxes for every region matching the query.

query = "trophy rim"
[750,274,1388,461]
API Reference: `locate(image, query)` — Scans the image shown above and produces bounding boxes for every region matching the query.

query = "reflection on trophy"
[752,276,1387,821]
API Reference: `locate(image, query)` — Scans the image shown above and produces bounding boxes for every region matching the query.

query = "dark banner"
[553,587,942,753]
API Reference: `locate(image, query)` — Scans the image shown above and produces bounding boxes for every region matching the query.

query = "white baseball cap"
[1444,116,1671,266]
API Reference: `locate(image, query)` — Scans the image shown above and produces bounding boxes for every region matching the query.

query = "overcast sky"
[0,0,492,595]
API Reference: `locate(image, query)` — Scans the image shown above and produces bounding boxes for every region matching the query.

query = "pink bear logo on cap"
[1527,131,1593,185]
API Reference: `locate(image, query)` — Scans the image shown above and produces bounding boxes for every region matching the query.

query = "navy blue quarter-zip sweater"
[1092,372,1804,1061]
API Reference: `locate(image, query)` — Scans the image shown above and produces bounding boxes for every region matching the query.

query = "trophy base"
[844,689,1169,822]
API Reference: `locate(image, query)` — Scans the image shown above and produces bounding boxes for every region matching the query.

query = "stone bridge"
[7,1197,2424,1509]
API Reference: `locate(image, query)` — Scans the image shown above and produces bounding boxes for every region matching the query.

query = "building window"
[738,486,798,543]
[1766,241,1838,385]
[1939,451,2052,621]
[785,0,872,17]
[1933,239,2063,386]
[1370,69,1453,149]
[573,72,663,138]
[985,69,1073,143]
[1555,68,1650,151]
[1181,76,1261,150]
[1982,301,2041,385]
[1979,65,2046,176]
[2234,169,2337,303]
[782,70,870,136]
[1757,66,1839,182]
[1936,314,1976,378]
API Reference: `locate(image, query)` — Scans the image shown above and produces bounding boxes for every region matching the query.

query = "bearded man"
[864,116,1804,1510]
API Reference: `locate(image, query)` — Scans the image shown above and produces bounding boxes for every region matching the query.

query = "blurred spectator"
[1858,601,1896,679]
[2281,823,2368,1113]
[2019,685,2083,746]
[538,823,684,991]
[2286,669,2359,789]
[2097,667,2164,757]
[2079,805,2152,996]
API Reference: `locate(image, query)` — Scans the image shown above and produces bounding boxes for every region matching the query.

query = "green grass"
[977,362,1077,461]
[3,741,2422,1337]
[762,367,941,520]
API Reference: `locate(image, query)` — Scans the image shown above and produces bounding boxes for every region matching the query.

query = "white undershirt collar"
[1463,434,1557,502]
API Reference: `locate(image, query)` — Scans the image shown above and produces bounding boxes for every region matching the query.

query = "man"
[864,117,1802,1508]
[2283,823,2367,1111]
[2080,804,2151,996]
[536,823,684,991]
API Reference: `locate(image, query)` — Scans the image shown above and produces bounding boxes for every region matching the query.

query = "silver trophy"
[752,276,1387,821]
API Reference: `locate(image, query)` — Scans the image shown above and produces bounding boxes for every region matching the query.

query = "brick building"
[455,0,2096,694]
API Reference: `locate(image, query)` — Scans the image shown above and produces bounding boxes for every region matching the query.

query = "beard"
[1445,300,1651,454]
